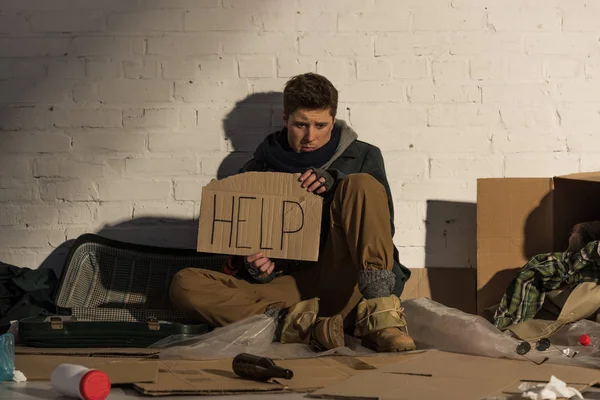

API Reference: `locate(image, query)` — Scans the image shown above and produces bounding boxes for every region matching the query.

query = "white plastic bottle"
[50,364,111,400]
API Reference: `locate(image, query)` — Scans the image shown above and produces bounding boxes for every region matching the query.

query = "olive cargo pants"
[170,173,395,328]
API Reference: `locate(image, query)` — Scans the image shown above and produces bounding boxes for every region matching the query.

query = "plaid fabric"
[494,240,600,330]
[56,241,227,323]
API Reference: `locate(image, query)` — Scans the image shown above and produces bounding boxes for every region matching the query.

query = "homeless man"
[170,73,416,352]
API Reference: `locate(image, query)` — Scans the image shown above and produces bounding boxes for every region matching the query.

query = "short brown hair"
[283,73,338,119]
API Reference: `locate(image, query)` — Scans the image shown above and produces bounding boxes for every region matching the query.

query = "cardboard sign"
[197,172,323,261]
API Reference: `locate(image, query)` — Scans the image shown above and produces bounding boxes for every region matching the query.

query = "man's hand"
[299,169,327,194]
[245,252,275,278]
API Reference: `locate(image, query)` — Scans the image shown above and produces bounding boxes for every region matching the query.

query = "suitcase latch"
[147,318,160,331]
[50,317,63,330]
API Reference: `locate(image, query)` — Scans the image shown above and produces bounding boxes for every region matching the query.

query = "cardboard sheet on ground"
[197,172,323,261]
[310,350,600,400]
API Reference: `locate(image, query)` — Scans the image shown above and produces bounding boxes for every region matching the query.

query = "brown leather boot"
[354,295,416,353]
[362,327,416,352]
[311,315,345,350]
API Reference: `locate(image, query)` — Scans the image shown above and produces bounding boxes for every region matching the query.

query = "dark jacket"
[238,119,411,296]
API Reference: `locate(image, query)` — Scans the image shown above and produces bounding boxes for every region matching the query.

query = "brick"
[69,0,142,9]
[70,37,138,57]
[0,133,71,153]
[563,10,600,32]
[0,0,70,10]
[239,57,275,78]
[493,131,566,153]
[299,34,373,56]
[175,80,249,102]
[226,133,269,152]
[124,59,158,79]
[34,158,119,179]
[75,80,173,103]
[109,10,183,31]
[414,128,493,153]
[146,0,220,7]
[0,251,38,268]
[471,58,508,80]
[400,180,474,202]
[277,58,316,78]
[500,107,557,128]
[98,181,171,201]
[0,80,74,103]
[0,38,70,57]
[53,108,122,128]
[450,33,523,55]
[558,82,600,103]
[57,205,96,225]
[428,105,501,127]
[149,133,225,153]
[97,204,133,223]
[222,32,296,55]
[174,179,212,201]
[201,153,251,178]
[296,12,337,31]
[15,206,60,226]
[185,9,261,31]
[0,107,52,130]
[0,60,46,79]
[382,153,428,180]
[316,59,355,83]
[409,84,480,103]
[133,203,195,220]
[40,180,98,202]
[507,58,543,81]
[413,9,486,31]
[0,207,15,225]
[356,59,392,80]
[148,35,220,55]
[299,0,375,12]
[350,104,427,130]
[482,84,555,105]
[125,157,198,176]
[30,12,103,33]
[0,180,34,202]
[338,11,410,32]
[504,154,579,177]
[0,229,65,248]
[568,132,600,153]
[197,56,238,79]
[375,33,447,56]
[86,59,121,78]
[526,33,600,55]
[46,59,86,78]
[544,59,582,79]
[585,60,600,78]
[391,59,429,79]
[0,157,31,179]
[72,133,145,153]
[393,200,426,231]
[259,11,296,32]
[0,11,31,34]
[337,82,406,103]
[432,59,469,82]
[581,153,600,173]
[556,105,600,128]
[224,0,295,10]
[488,8,561,32]
[430,155,503,179]
[124,108,178,129]
[395,247,425,269]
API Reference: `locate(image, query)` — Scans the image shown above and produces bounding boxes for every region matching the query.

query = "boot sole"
[361,340,416,353]
[323,314,345,349]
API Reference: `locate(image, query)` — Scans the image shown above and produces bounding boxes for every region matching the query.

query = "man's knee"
[169,268,211,310]
[338,173,385,195]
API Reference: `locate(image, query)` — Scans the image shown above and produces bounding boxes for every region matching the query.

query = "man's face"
[284,108,335,153]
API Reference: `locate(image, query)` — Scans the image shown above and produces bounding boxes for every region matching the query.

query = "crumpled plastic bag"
[150,314,276,360]
[519,376,583,400]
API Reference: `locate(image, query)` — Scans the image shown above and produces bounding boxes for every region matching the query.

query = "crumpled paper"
[519,376,583,400]
[12,369,26,383]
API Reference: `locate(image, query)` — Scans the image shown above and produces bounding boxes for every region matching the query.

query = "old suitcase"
[19,233,227,348]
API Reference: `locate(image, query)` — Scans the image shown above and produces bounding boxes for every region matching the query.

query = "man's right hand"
[245,252,275,278]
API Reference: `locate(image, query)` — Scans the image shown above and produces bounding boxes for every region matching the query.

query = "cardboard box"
[402,267,476,314]
[197,172,323,262]
[477,172,600,314]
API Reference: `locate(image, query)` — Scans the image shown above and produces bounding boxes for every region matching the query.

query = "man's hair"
[283,73,338,120]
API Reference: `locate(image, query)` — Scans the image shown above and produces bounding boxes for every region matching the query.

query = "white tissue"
[519,376,583,400]
[12,369,27,382]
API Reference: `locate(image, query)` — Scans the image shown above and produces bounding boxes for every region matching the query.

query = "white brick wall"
[0,1,598,272]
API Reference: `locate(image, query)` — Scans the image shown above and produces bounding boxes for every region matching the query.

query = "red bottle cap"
[579,334,591,347]
[79,370,111,400]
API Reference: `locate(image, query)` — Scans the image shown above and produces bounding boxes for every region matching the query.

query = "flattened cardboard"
[15,355,158,384]
[477,172,600,314]
[402,267,476,314]
[197,172,323,262]
[312,350,600,400]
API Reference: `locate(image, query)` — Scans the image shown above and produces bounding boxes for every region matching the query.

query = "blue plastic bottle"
[0,333,15,381]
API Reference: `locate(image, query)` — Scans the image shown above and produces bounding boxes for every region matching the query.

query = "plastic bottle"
[50,364,111,400]
[0,333,15,381]
[232,353,293,382]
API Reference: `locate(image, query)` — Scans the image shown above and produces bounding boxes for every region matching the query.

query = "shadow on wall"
[218,91,284,179]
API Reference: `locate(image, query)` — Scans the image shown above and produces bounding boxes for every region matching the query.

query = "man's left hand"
[299,169,327,194]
